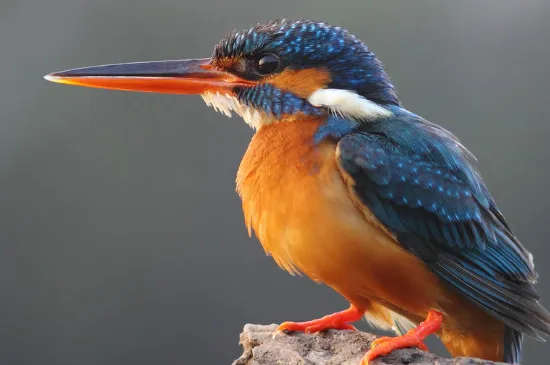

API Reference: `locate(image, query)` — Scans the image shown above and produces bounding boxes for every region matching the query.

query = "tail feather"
[504,326,523,364]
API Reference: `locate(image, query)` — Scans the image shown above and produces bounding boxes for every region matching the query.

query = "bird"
[45,19,549,364]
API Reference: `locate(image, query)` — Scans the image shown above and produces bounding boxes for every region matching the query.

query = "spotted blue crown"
[213,19,400,108]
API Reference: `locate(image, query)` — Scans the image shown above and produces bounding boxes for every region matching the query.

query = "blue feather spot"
[273,102,281,117]
[282,102,292,114]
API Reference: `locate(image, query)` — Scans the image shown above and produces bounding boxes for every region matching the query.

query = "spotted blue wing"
[336,111,550,340]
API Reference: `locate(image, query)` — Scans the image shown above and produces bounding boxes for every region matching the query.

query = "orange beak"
[44,58,253,94]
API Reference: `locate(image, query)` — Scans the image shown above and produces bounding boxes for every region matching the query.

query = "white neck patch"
[201,92,275,130]
[308,88,392,121]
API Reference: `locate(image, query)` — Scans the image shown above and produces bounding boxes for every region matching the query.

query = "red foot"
[277,304,363,334]
[361,310,443,365]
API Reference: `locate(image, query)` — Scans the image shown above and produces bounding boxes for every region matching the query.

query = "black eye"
[255,54,280,76]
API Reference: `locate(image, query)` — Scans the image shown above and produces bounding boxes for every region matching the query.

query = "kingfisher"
[45,19,549,364]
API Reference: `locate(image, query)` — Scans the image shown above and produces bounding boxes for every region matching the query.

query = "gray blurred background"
[1,0,549,364]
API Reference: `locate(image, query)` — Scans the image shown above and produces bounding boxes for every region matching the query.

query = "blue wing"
[335,109,550,339]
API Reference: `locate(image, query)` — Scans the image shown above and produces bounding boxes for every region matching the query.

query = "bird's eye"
[254,54,280,76]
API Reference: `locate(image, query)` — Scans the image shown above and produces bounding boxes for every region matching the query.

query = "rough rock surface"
[232,324,507,365]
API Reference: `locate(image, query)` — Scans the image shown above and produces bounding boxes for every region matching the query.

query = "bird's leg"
[361,309,443,365]
[276,304,363,334]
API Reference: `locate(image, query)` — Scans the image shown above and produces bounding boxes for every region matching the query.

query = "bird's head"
[46,19,399,129]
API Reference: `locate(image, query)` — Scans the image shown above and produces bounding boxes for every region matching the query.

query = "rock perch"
[232,324,508,365]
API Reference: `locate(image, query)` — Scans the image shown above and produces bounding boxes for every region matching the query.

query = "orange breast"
[236,118,505,360]
[236,118,440,310]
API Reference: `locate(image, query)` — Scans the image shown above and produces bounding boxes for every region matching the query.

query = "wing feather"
[335,110,550,338]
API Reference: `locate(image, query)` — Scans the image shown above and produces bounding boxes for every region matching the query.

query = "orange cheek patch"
[267,68,331,98]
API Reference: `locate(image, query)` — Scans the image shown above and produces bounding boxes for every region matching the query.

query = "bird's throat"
[201,92,275,130]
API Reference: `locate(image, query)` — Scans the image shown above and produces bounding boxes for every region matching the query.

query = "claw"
[306,322,356,333]
[360,310,443,365]
[370,336,428,351]
[277,321,357,333]
[275,304,363,334]
[362,333,428,364]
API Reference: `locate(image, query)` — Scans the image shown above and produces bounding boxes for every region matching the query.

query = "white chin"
[201,92,274,130]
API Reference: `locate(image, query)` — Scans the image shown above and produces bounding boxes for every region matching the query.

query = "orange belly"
[237,118,505,361]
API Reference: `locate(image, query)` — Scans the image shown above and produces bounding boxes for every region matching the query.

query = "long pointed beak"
[44,58,253,94]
